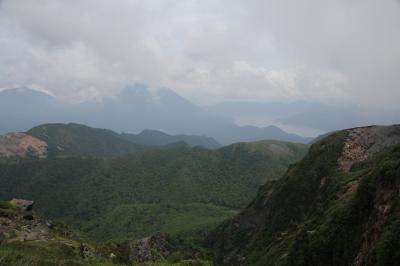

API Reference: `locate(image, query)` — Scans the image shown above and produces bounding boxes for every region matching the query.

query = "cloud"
[0,0,399,108]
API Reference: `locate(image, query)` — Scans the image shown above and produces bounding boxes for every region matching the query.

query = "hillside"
[120,130,221,149]
[0,199,119,266]
[23,123,221,157]
[210,125,400,265]
[0,199,213,265]
[0,140,308,244]
[27,123,144,157]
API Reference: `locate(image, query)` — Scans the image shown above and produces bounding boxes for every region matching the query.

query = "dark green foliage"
[374,207,400,266]
[255,131,347,233]
[81,203,236,242]
[26,123,221,159]
[287,145,400,266]
[120,130,221,149]
[0,140,307,244]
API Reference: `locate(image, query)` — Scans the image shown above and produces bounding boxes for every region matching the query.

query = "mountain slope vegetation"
[120,129,221,149]
[0,199,214,265]
[210,125,400,266]
[27,123,144,157]
[0,139,308,244]
[23,123,222,158]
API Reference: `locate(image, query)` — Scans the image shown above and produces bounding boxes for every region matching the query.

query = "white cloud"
[0,0,399,108]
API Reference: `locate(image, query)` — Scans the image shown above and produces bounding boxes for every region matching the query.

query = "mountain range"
[0,86,310,144]
[0,123,222,159]
[1,123,400,265]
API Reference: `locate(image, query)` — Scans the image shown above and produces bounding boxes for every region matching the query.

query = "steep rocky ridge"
[210,125,400,265]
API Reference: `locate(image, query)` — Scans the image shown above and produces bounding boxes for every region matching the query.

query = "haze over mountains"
[206,101,400,136]
[3,86,398,145]
[0,86,311,144]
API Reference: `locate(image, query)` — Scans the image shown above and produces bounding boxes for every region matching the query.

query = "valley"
[0,123,308,265]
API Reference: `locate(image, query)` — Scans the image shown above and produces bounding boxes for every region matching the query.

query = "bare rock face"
[10,198,34,211]
[338,125,400,172]
[129,233,172,263]
[0,133,47,158]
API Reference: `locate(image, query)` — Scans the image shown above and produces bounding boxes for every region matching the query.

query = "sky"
[0,0,399,108]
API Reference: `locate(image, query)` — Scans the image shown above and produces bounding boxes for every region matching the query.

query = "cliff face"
[210,125,400,266]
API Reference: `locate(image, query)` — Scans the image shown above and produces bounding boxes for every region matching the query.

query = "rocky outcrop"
[0,199,65,242]
[10,198,34,211]
[129,233,173,263]
[338,125,400,172]
[0,133,47,158]
[0,199,128,264]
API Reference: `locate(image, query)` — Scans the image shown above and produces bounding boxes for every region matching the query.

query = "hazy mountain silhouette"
[206,101,400,133]
[0,86,309,144]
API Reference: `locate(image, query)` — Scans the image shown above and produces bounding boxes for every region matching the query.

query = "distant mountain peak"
[118,84,152,100]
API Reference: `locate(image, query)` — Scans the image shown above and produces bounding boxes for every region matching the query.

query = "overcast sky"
[0,0,399,108]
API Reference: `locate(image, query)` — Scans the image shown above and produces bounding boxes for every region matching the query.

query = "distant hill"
[0,87,310,144]
[0,139,308,242]
[0,123,221,159]
[27,123,143,157]
[210,125,400,265]
[120,129,221,149]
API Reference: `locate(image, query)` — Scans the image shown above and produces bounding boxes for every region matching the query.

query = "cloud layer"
[0,0,399,107]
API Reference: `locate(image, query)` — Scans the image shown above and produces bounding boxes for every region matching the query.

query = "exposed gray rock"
[129,233,172,263]
[10,198,34,211]
[338,125,400,172]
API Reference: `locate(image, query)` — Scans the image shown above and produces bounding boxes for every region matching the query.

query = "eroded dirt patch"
[0,133,48,158]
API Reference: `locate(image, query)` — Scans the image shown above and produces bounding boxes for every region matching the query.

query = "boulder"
[10,198,34,211]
